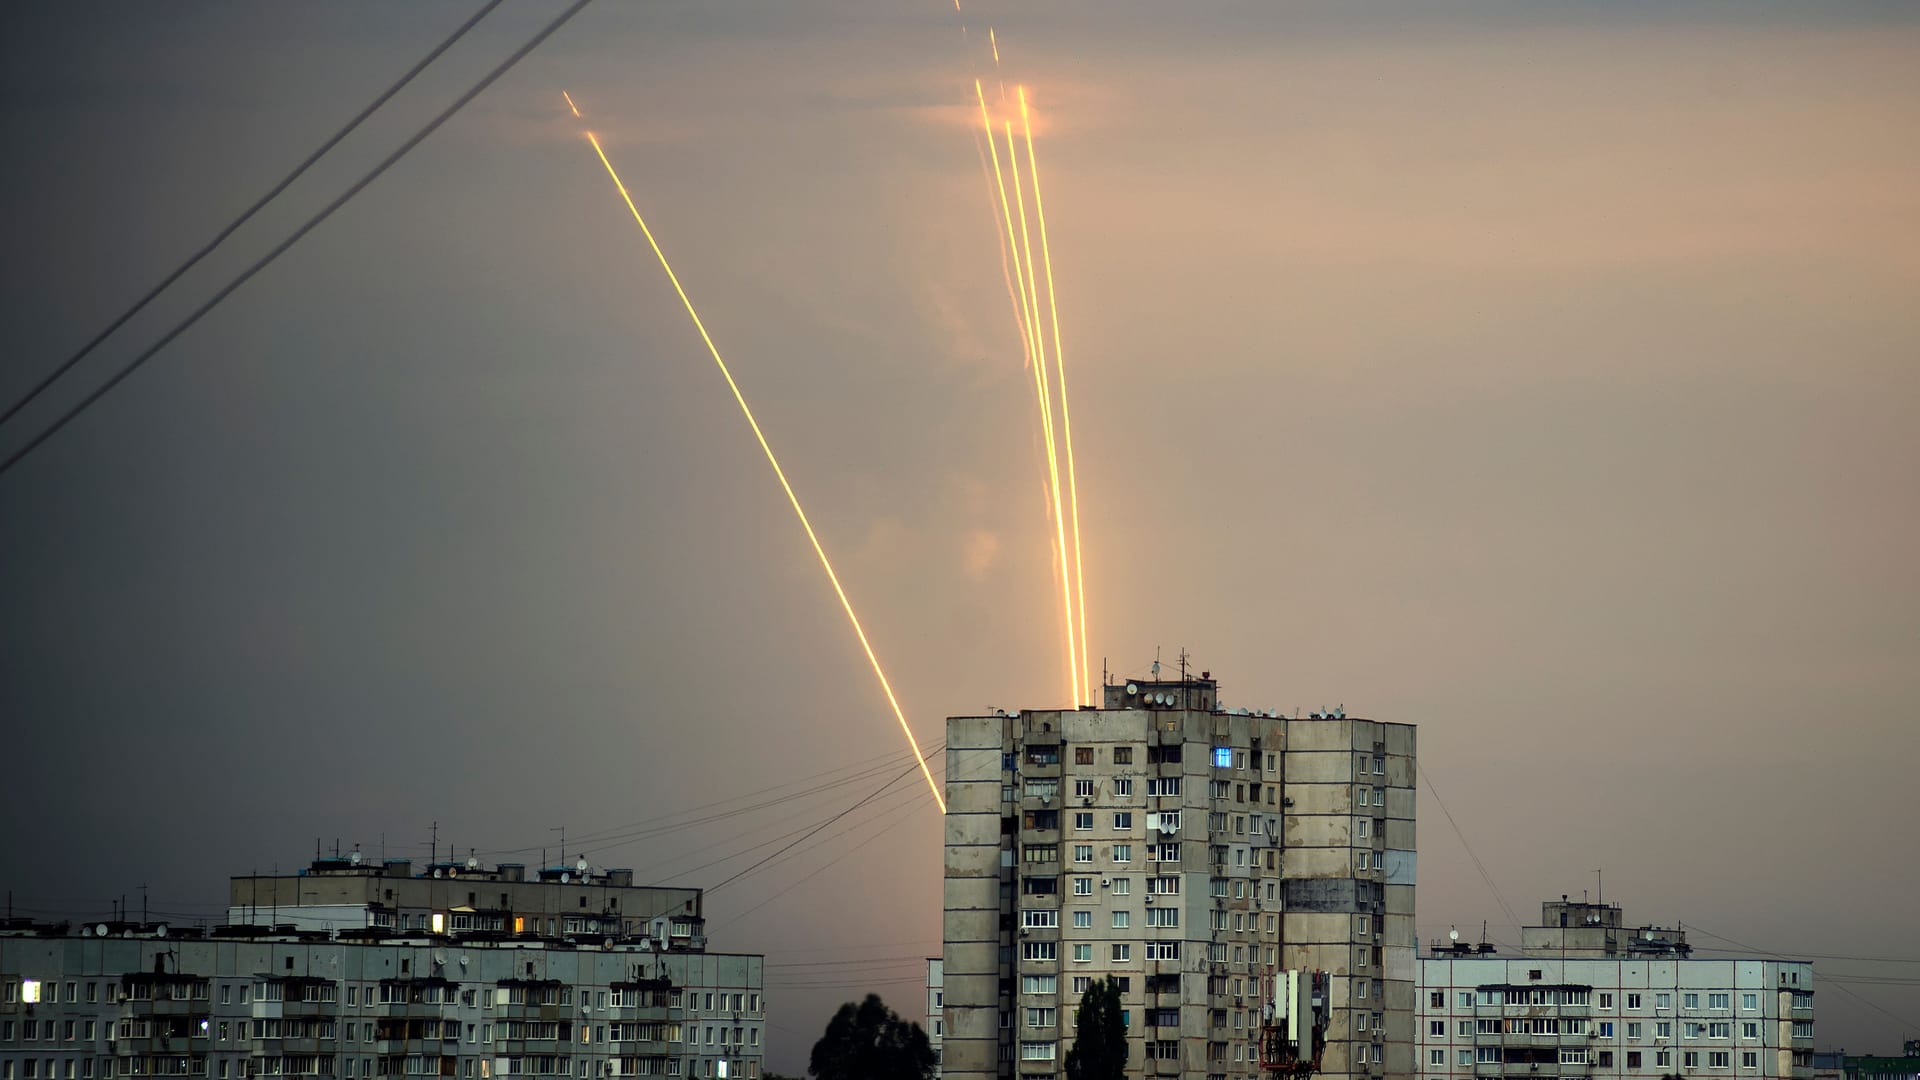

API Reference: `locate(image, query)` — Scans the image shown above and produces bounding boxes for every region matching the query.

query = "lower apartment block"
[1416,901,1814,1080]
[0,854,765,1080]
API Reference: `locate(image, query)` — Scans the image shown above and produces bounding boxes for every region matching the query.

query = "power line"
[708,756,932,894]
[0,0,595,481]
[1418,761,1523,932]
[0,0,505,433]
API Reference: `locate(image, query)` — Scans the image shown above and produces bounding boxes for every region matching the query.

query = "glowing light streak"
[562,90,580,117]
[989,27,1000,66]
[573,108,944,813]
[1005,117,1081,708]
[970,122,1030,371]
[1019,86,1091,702]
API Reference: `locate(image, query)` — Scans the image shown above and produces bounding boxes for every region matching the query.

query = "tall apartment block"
[1417,900,1815,1080]
[942,672,1417,1080]
[0,852,765,1080]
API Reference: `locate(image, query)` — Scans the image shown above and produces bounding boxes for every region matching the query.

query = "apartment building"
[0,854,765,1080]
[942,672,1417,1080]
[1417,900,1814,1080]
[929,959,945,1078]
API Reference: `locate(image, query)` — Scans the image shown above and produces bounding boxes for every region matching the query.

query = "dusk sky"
[2,2,1916,1071]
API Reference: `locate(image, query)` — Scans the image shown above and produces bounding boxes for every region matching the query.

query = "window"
[1478,1048,1501,1064]
[1600,1022,1614,1037]
[1023,844,1058,863]
[1073,844,1094,862]
[1686,1023,1705,1039]
[1459,1050,1474,1066]
[1356,980,1368,1000]
[1560,1049,1589,1065]
[1112,778,1133,797]
[1743,1053,1759,1069]
[1711,1023,1731,1039]
[1741,993,1758,1011]
[1113,844,1133,863]
[1073,813,1094,831]
[1019,1042,1056,1061]
[1145,942,1179,960]
[1372,755,1384,774]
[1460,991,1474,1008]
[1710,994,1730,1010]
[1113,747,1133,765]
[1356,787,1370,807]
[1657,1051,1673,1068]
[1627,1023,1643,1039]
[1357,819,1370,839]
[1146,907,1179,927]
[1022,910,1059,929]
[1022,976,1057,995]
[1657,1023,1673,1039]
[1073,911,1091,929]
[1685,1053,1701,1069]
[1110,878,1130,896]
[1111,944,1131,961]
[1112,912,1130,929]
[1599,993,1615,1009]
[1022,942,1057,961]
[1710,1052,1731,1069]
[1072,977,1091,995]
[1656,993,1673,1010]
[1685,994,1701,1010]
[1026,1007,1057,1028]
[1073,878,1093,896]
[1213,747,1234,768]
[1430,1021,1445,1037]
[1628,993,1643,1010]
[1742,1023,1759,1040]
[1113,812,1133,829]
[1071,945,1091,963]
[1599,1053,1615,1068]
[1628,1053,1643,1069]
[1075,748,1094,765]
[1430,1051,1445,1067]
[1155,843,1180,862]
[1146,778,1181,798]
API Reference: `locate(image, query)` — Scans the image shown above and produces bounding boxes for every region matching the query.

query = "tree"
[1065,978,1128,1080]
[807,993,936,1080]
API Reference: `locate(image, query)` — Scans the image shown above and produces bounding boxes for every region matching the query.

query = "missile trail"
[562,90,580,117]
[981,80,1074,705]
[970,122,1031,372]
[1019,87,1091,702]
[572,108,945,813]
[1005,117,1081,708]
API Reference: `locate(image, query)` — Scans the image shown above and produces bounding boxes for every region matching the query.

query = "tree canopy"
[1065,978,1128,1080]
[807,993,936,1080]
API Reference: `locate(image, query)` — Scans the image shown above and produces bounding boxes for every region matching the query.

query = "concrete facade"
[2,857,763,1080]
[1415,903,1815,1080]
[941,673,1416,1080]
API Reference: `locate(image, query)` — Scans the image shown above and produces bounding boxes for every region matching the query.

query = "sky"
[2,0,1917,1070]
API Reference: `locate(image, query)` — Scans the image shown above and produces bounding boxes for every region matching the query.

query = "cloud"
[961,528,1003,581]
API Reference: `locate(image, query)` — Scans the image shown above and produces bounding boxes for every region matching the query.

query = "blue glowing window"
[1212,747,1233,768]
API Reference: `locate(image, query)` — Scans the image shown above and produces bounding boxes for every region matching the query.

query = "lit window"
[1213,748,1233,768]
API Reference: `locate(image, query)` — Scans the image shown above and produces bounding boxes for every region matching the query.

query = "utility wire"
[1418,761,1523,932]
[0,0,505,433]
[708,756,930,894]
[0,0,595,480]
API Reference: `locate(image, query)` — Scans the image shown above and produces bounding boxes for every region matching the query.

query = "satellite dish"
[96,925,109,937]
[467,856,480,871]
[433,869,444,879]
[434,951,448,967]
[1125,683,1138,695]
[560,872,571,884]
[576,857,589,875]
[350,851,363,866]
[1449,928,1460,942]
[459,955,469,968]
[156,925,168,937]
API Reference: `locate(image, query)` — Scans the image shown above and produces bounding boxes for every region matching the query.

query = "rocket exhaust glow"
[568,98,945,813]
